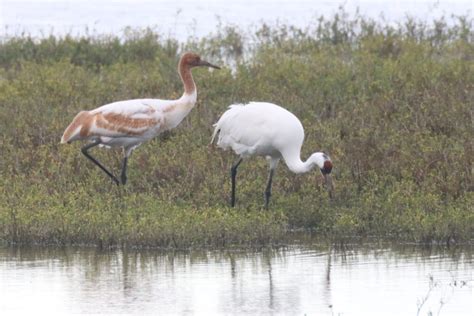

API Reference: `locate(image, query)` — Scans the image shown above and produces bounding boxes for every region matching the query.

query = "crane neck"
[178,60,196,96]
[282,153,316,174]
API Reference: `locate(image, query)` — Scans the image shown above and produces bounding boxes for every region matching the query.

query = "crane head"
[181,52,221,69]
[312,152,334,198]
[321,159,333,175]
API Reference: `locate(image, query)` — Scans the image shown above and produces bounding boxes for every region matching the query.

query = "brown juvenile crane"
[61,52,220,185]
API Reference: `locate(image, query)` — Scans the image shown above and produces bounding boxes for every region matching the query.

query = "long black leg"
[264,169,275,209]
[81,141,120,185]
[230,158,243,207]
[120,157,128,185]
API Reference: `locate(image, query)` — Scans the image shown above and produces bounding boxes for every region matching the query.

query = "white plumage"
[212,102,334,208]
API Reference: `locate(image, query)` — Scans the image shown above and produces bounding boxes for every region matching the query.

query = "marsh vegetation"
[0,12,472,247]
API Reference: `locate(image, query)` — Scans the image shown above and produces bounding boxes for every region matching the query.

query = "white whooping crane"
[61,52,220,185]
[211,102,334,208]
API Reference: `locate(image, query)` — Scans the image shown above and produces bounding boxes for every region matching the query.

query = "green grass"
[0,12,473,248]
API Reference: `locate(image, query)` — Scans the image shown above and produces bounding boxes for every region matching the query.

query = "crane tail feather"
[61,111,92,144]
[210,124,220,144]
[211,104,245,145]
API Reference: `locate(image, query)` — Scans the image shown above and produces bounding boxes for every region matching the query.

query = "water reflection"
[0,245,472,315]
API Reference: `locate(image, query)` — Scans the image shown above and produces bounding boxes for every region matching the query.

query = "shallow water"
[0,244,472,315]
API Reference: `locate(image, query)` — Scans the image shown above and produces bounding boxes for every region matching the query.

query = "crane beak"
[323,173,334,199]
[321,160,334,199]
[198,60,221,69]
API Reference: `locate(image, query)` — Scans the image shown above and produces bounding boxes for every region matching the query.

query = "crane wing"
[212,102,305,158]
[62,99,168,143]
[212,103,274,156]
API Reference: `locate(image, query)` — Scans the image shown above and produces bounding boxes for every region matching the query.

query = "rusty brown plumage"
[61,111,93,143]
[95,112,160,136]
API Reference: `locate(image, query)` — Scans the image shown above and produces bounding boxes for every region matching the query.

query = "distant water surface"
[1,0,472,40]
